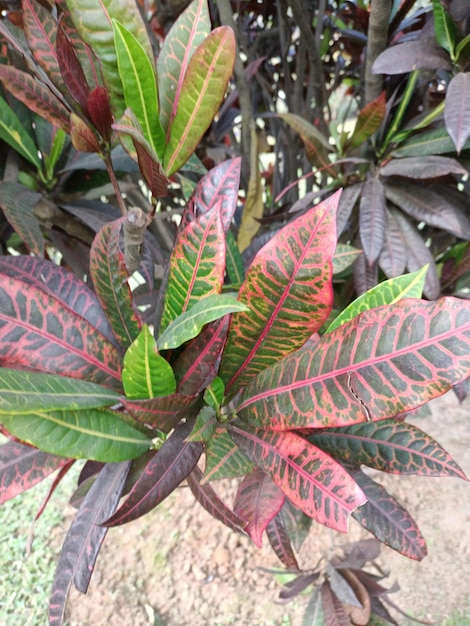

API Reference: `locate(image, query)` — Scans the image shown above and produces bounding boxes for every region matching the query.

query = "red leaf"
[348,92,386,151]
[228,425,366,532]
[49,461,130,626]
[0,440,70,505]
[90,217,143,349]
[186,466,248,534]
[237,298,470,429]
[102,422,203,526]
[56,21,90,112]
[70,113,100,153]
[0,274,122,389]
[233,468,285,547]
[220,191,340,393]
[86,86,113,141]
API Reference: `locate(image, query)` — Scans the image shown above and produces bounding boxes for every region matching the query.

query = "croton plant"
[0,0,469,625]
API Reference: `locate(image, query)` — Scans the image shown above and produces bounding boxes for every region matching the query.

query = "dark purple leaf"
[102,422,203,526]
[379,209,407,278]
[266,514,300,570]
[359,178,387,265]
[337,184,362,236]
[233,468,285,547]
[0,440,70,505]
[279,498,313,552]
[321,580,351,625]
[279,572,320,600]
[0,183,44,256]
[380,155,467,179]
[444,73,470,154]
[56,22,90,112]
[186,466,248,533]
[348,465,427,560]
[372,39,452,74]
[49,461,130,626]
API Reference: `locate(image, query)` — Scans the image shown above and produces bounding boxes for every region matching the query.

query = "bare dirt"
[64,392,470,626]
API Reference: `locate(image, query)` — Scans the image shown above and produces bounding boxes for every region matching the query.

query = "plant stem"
[364,0,393,105]
[104,153,127,216]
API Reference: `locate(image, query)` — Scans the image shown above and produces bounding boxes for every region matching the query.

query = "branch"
[364,0,393,105]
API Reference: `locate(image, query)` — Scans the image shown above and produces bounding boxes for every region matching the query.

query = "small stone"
[191,563,206,582]
[212,547,230,567]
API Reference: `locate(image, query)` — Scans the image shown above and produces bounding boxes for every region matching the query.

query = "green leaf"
[0,369,122,414]
[226,228,245,284]
[122,325,176,400]
[0,182,45,256]
[112,19,165,158]
[0,96,41,168]
[157,294,249,351]
[186,405,217,442]
[326,266,428,333]
[0,408,150,462]
[432,0,460,59]
[391,125,470,158]
[163,26,235,175]
[203,376,225,410]
[157,0,210,138]
[66,0,154,118]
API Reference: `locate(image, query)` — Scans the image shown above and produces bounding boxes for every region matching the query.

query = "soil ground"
[63,392,470,626]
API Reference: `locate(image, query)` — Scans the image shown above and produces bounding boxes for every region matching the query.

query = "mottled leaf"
[123,394,196,432]
[333,244,362,276]
[22,0,62,88]
[310,420,467,478]
[0,65,71,133]
[49,461,130,626]
[90,216,143,349]
[159,206,226,333]
[174,317,229,396]
[157,0,210,137]
[220,191,340,393]
[163,27,236,175]
[444,73,470,154]
[187,465,248,533]
[103,422,202,526]
[348,92,386,151]
[0,274,122,388]
[0,255,117,346]
[233,468,285,547]
[203,425,256,482]
[0,182,44,256]
[349,466,427,560]
[278,113,335,175]
[0,407,150,462]
[326,266,427,333]
[0,440,70,505]
[359,177,387,266]
[157,295,248,350]
[229,424,366,532]
[237,298,470,429]
[122,325,176,400]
